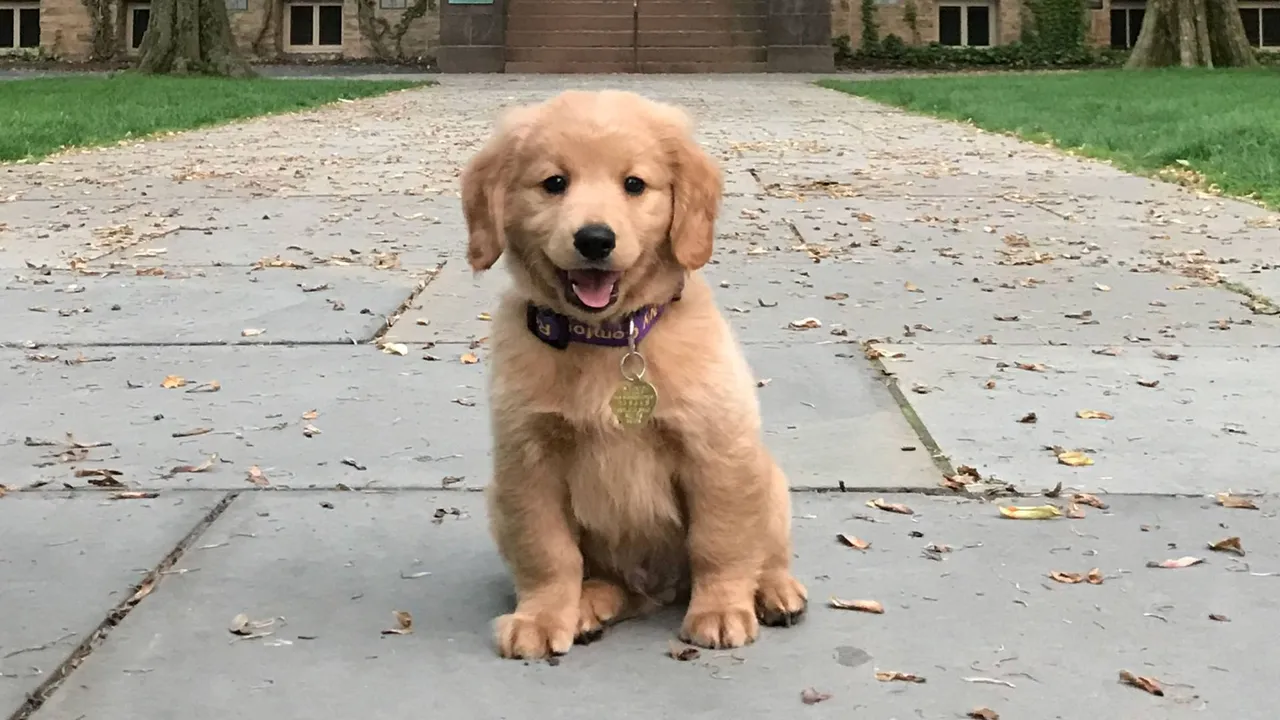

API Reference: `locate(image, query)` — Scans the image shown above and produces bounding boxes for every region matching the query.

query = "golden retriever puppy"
[460,89,807,660]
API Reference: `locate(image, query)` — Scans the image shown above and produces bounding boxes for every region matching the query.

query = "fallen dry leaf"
[1153,350,1181,361]
[170,454,217,475]
[1049,571,1085,584]
[1209,613,1230,622]
[1015,362,1047,372]
[836,534,871,550]
[978,335,995,345]
[1146,556,1204,569]
[875,670,925,683]
[904,281,923,293]
[1216,493,1258,510]
[824,292,849,301]
[1208,536,1244,556]
[1118,670,1163,696]
[302,424,322,438]
[1017,412,1038,424]
[1057,450,1094,467]
[1077,409,1114,420]
[1071,493,1108,509]
[983,378,997,389]
[477,312,492,321]
[460,352,479,365]
[1066,503,1086,519]
[867,498,913,515]
[246,465,270,487]
[381,342,409,356]
[829,598,884,614]
[160,375,186,389]
[1087,568,1104,584]
[302,409,319,421]
[999,504,1062,520]
[667,641,700,661]
[186,380,221,393]
[800,687,831,705]
[788,317,822,330]
[1094,283,1112,292]
[111,491,159,500]
[382,610,414,636]
[241,328,266,337]
[1137,378,1160,388]
[171,427,212,438]
[968,709,1000,720]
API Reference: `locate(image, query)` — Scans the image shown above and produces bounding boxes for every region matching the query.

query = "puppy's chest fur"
[508,341,691,594]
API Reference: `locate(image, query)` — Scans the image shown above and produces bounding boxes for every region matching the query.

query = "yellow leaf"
[161,375,186,389]
[460,352,479,365]
[381,342,409,356]
[477,312,492,321]
[1076,410,1114,420]
[1216,493,1258,510]
[836,534,871,550]
[1057,451,1094,467]
[829,598,884,613]
[999,504,1062,520]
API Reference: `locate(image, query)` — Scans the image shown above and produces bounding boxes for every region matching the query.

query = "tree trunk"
[137,0,255,77]
[1126,0,1258,68]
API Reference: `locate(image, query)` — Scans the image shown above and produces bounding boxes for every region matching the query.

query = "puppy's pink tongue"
[568,270,620,309]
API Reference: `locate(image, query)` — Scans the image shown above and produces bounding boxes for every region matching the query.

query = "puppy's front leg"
[488,448,583,660]
[678,445,770,649]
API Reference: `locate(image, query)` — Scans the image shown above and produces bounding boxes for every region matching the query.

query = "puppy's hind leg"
[755,462,808,628]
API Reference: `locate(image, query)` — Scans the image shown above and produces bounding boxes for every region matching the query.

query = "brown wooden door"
[503,0,768,73]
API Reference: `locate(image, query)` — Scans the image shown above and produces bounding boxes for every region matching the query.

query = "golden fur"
[460,90,807,659]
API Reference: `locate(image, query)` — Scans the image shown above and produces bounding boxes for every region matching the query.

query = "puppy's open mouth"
[562,269,622,312]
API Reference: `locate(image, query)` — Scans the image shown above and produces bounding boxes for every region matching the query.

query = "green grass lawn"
[0,74,429,162]
[820,69,1280,208]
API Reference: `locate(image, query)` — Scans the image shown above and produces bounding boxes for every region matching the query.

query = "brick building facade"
[2,0,1278,69]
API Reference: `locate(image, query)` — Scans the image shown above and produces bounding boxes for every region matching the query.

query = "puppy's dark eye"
[542,175,568,195]
[623,176,646,196]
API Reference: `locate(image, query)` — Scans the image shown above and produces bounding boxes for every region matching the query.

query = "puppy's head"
[460,90,722,319]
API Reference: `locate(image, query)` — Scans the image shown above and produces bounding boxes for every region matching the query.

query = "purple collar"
[526,303,669,350]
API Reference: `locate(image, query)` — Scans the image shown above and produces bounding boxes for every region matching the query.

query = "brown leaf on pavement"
[253,256,307,270]
[111,491,159,500]
[867,498,913,515]
[667,641,700,661]
[788,317,822,330]
[994,314,1019,322]
[875,670,925,683]
[160,375,186,389]
[460,352,480,365]
[1087,568,1104,584]
[302,424,322,438]
[1137,378,1160,388]
[302,409,319,421]
[1146,556,1204,569]
[999,504,1062,520]
[246,465,270,487]
[1066,503,1086,519]
[824,292,849,301]
[75,468,125,488]
[829,598,884,614]
[1077,410,1114,420]
[1118,670,1164,696]
[382,610,414,635]
[1050,571,1084,584]
[904,281,923,293]
[1216,493,1258,510]
[185,380,221,393]
[1209,613,1230,622]
[1071,493,1108,509]
[800,688,831,705]
[1153,350,1181,361]
[1016,362,1046,372]
[978,335,995,345]
[1208,536,1244,556]
[170,454,217,475]
[836,534,871,550]
[172,427,212,438]
[983,379,997,389]
[968,709,1000,720]
[1017,412,1038,424]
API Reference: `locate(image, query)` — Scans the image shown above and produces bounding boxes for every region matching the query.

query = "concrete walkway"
[2,75,1278,720]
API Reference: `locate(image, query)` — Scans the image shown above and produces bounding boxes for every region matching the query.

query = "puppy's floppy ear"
[460,106,534,272]
[658,105,723,270]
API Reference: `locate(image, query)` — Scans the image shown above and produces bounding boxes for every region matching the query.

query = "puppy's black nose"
[573,224,616,262]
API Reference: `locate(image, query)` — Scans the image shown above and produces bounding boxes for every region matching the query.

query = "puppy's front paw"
[756,570,808,628]
[494,611,576,659]
[679,605,759,649]
[576,579,628,645]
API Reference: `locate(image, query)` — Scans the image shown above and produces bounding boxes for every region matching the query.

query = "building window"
[1109,4,1145,49]
[380,0,406,8]
[286,2,343,49]
[0,2,41,50]
[938,3,993,47]
[1238,5,1280,48]
[127,3,151,50]
[226,0,248,10]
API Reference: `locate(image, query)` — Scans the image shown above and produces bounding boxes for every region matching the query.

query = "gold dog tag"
[611,378,658,427]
